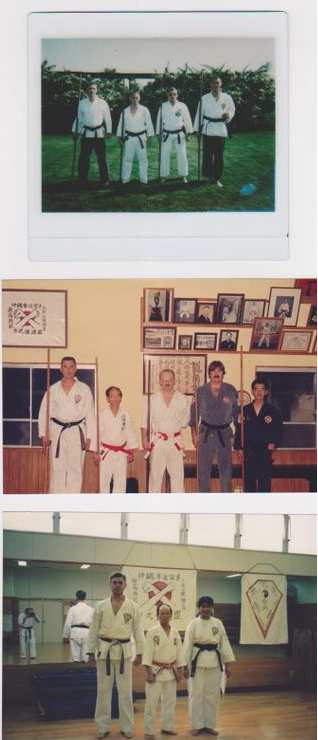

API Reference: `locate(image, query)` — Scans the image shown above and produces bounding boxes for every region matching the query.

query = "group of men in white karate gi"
[70,571,235,738]
[72,76,235,187]
[38,356,241,494]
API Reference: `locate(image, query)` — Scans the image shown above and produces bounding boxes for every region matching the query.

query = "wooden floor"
[3,692,316,740]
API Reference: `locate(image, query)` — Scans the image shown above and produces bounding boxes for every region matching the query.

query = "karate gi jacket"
[143,623,185,681]
[183,616,235,670]
[87,596,144,661]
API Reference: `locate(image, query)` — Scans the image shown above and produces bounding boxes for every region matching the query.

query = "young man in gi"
[18,607,40,660]
[141,368,191,493]
[38,356,96,493]
[87,572,144,739]
[143,604,185,740]
[191,361,238,493]
[95,385,138,494]
[235,378,283,492]
[156,87,193,182]
[194,76,235,187]
[63,590,93,662]
[183,596,235,736]
[117,90,154,184]
[72,80,112,187]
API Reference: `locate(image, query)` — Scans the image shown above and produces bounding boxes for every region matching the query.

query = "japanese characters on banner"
[123,566,197,630]
[2,290,67,347]
[240,573,288,644]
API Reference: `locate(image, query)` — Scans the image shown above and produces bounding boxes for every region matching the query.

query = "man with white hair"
[156,87,193,182]
[72,79,112,187]
[194,76,235,187]
[63,590,93,662]
[117,90,154,184]
[141,368,190,492]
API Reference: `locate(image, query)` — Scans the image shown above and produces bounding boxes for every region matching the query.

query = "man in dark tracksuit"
[191,361,238,493]
[235,378,283,492]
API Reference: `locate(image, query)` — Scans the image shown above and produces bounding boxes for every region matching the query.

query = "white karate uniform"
[38,377,96,494]
[143,623,184,736]
[194,92,235,137]
[116,105,154,183]
[142,391,190,492]
[63,601,94,662]
[99,406,138,493]
[87,596,144,735]
[72,96,112,137]
[183,616,235,731]
[18,612,39,658]
[156,100,193,177]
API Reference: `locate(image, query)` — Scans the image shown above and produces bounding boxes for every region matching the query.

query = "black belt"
[83,123,105,138]
[200,420,230,447]
[124,129,147,148]
[162,126,185,144]
[20,626,33,639]
[191,642,223,676]
[100,637,131,675]
[71,624,90,629]
[51,417,86,458]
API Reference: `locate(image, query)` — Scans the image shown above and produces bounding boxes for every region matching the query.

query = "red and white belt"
[152,431,182,450]
[100,442,133,460]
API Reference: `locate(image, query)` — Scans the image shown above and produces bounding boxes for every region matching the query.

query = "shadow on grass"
[43,178,205,196]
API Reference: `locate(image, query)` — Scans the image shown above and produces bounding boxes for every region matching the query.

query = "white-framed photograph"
[2,289,67,347]
[28,10,288,260]
[268,286,301,326]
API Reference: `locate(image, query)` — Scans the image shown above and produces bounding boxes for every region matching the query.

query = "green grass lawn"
[42,131,275,212]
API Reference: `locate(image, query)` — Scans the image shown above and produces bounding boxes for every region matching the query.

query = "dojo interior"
[3,278,316,493]
[3,512,316,739]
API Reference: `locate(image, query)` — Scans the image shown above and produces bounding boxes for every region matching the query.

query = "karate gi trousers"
[70,629,90,662]
[20,628,36,658]
[197,428,232,493]
[149,440,185,493]
[244,448,272,492]
[100,451,128,494]
[95,658,133,735]
[49,423,85,493]
[189,667,222,730]
[144,678,177,735]
[160,133,188,177]
[78,138,109,182]
[122,137,148,183]
[202,135,225,181]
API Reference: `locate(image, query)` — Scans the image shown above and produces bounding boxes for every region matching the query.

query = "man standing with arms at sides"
[194,76,235,188]
[156,87,193,183]
[96,385,138,494]
[191,361,238,492]
[183,596,235,736]
[87,572,144,739]
[63,590,93,663]
[235,378,283,492]
[38,356,96,493]
[18,607,40,660]
[141,368,190,492]
[143,604,185,740]
[117,90,154,185]
[72,79,112,188]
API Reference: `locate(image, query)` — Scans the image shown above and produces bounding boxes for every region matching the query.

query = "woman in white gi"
[194,76,235,187]
[156,87,193,182]
[63,590,93,662]
[18,607,40,659]
[38,356,96,494]
[141,369,191,493]
[183,596,235,736]
[143,604,185,740]
[117,90,154,184]
[96,386,138,494]
[87,572,144,739]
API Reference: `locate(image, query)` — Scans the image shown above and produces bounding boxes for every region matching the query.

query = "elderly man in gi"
[141,368,191,493]
[96,385,138,494]
[87,571,144,739]
[38,356,96,493]
[194,76,235,187]
[143,604,185,740]
[156,87,193,183]
[117,90,154,184]
[72,79,112,187]
[18,607,40,660]
[191,360,238,493]
[184,596,235,736]
[63,590,93,663]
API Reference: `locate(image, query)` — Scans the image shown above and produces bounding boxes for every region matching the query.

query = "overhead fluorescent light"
[18,560,27,567]
[80,564,91,570]
[226,573,241,578]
